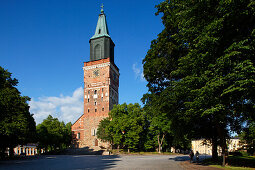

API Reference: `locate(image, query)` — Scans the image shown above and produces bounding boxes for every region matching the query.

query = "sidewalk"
[180,161,221,170]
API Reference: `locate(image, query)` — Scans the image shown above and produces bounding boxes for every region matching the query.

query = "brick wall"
[72,58,119,149]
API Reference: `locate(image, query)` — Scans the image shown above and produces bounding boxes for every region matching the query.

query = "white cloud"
[29,87,83,125]
[132,63,145,82]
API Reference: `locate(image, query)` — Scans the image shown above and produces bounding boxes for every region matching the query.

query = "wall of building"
[191,139,243,155]
[72,114,85,148]
[13,144,45,156]
[72,58,119,149]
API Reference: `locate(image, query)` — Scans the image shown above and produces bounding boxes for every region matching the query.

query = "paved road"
[0,155,187,170]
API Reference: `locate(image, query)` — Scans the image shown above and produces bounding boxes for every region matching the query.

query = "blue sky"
[0,0,164,124]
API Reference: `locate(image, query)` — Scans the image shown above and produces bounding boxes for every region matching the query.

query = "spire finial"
[101,4,104,13]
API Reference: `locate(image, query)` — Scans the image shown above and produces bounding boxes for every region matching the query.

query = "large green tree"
[36,115,72,152]
[0,66,36,158]
[142,93,174,153]
[97,103,146,152]
[143,0,255,164]
[96,117,112,144]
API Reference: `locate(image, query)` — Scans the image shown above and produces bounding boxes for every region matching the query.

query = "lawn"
[110,149,175,155]
[210,164,253,170]
[203,154,255,169]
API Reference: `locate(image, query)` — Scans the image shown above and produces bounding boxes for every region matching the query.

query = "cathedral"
[71,6,119,149]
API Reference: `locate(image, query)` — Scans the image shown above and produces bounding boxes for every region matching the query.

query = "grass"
[210,165,254,170]
[203,154,255,169]
[110,149,176,155]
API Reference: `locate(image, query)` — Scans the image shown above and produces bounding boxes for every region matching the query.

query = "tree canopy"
[97,103,147,152]
[0,66,36,157]
[36,115,72,153]
[143,0,255,162]
[97,103,180,153]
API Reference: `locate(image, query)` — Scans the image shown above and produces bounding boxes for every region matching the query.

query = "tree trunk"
[212,136,218,161]
[157,134,165,153]
[217,124,227,167]
[0,148,5,159]
[221,137,227,167]
[157,135,161,153]
[9,146,14,158]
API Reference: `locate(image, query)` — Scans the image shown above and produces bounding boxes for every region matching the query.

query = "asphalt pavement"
[0,155,186,170]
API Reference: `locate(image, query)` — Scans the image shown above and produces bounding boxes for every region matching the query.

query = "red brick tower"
[72,6,119,149]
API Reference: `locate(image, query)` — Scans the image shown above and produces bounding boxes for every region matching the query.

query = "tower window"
[98,29,101,34]
[95,109,97,112]
[94,44,101,60]
[94,90,97,94]
[94,102,97,106]
[91,129,95,136]
[77,132,80,139]
[88,98,90,102]
[102,107,104,111]
[101,97,103,101]
[88,109,90,113]
[88,90,90,94]
[102,88,104,92]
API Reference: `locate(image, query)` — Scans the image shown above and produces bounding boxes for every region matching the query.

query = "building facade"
[13,144,45,156]
[191,138,243,155]
[72,6,119,149]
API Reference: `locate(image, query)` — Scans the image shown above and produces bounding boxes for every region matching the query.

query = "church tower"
[72,6,119,149]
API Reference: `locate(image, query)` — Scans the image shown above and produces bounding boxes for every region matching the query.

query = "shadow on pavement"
[169,155,190,162]
[0,155,121,170]
[169,154,212,162]
[170,155,221,170]
[63,146,105,155]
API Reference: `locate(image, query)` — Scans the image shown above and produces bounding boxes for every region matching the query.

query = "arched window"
[77,132,80,139]
[94,44,101,60]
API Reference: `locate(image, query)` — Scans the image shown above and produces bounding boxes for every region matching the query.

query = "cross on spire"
[101,4,104,13]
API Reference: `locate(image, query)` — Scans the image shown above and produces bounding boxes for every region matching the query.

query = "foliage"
[96,117,112,142]
[142,93,174,153]
[36,115,72,152]
[0,66,36,158]
[97,103,147,152]
[143,0,255,161]
[240,121,255,155]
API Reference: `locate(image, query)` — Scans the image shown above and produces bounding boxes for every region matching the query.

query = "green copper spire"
[91,4,110,40]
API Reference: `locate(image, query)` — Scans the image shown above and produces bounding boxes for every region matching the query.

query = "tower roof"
[90,5,110,40]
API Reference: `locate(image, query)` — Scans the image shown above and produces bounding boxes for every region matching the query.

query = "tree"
[240,121,255,155]
[97,103,146,152]
[143,0,255,165]
[0,66,36,158]
[36,115,72,152]
[96,118,113,144]
[142,93,173,153]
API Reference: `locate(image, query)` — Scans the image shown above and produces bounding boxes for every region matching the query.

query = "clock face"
[93,69,99,77]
